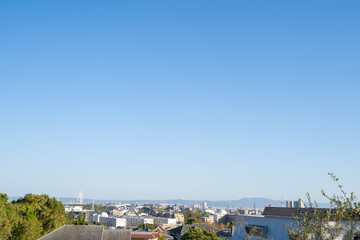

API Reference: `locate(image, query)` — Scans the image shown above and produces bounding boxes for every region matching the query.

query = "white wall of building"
[93,212,109,223]
[126,217,154,227]
[100,216,126,228]
[65,205,83,212]
[231,215,351,240]
[154,217,177,225]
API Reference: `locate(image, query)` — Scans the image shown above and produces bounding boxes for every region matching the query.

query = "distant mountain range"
[8,197,330,208]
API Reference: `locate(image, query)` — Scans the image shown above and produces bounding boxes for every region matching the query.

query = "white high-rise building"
[286,199,305,208]
[77,191,84,205]
[295,198,305,208]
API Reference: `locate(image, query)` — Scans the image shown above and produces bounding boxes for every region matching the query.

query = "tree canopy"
[181,227,221,240]
[0,193,67,240]
[186,218,198,224]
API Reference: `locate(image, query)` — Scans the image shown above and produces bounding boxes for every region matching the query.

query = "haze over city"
[1,0,359,202]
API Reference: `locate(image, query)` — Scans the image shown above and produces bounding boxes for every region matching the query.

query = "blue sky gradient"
[1,0,359,201]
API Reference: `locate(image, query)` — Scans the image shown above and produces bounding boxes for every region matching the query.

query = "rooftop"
[38,225,131,240]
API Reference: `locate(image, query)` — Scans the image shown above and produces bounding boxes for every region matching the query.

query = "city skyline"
[1,0,359,201]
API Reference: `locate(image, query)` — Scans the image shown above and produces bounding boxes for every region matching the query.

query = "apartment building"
[100,216,127,228]
[126,217,154,228]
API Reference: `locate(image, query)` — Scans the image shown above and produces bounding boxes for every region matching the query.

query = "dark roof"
[38,225,104,240]
[38,225,131,240]
[103,230,131,240]
[263,207,331,218]
[168,223,220,235]
[167,225,183,235]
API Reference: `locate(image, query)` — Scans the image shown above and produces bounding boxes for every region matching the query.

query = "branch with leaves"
[287,173,360,240]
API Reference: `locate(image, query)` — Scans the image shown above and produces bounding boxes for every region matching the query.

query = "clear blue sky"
[1,0,359,202]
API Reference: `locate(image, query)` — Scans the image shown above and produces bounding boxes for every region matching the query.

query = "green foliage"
[0,193,67,240]
[181,210,205,222]
[0,194,16,240]
[245,226,265,238]
[186,218,198,224]
[66,211,75,224]
[159,235,167,240]
[137,223,155,230]
[226,221,235,228]
[75,213,86,225]
[287,173,360,240]
[181,227,221,240]
[154,207,166,213]
[139,207,151,214]
[82,203,108,212]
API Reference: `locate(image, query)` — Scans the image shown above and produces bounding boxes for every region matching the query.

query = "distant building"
[126,216,154,227]
[286,199,305,208]
[108,209,125,216]
[238,209,249,215]
[200,215,215,223]
[193,204,201,209]
[172,213,185,224]
[65,205,83,212]
[154,217,177,225]
[100,216,127,228]
[203,202,208,209]
[93,212,109,223]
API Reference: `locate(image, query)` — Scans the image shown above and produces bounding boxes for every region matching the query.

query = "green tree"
[11,194,67,240]
[181,227,221,240]
[137,223,154,230]
[75,213,86,225]
[181,210,204,222]
[0,193,68,240]
[186,218,198,224]
[287,173,360,240]
[0,194,18,239]
[159,235,167,240]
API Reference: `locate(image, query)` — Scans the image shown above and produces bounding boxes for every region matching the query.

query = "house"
[231,207,360,240]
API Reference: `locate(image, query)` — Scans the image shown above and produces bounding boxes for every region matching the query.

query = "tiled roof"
[263,207,331,217]
[38,225,131,240]
[131,232,162,239]
[38,225,103,240]
[103,230,131,240]
[131,233,158,239]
